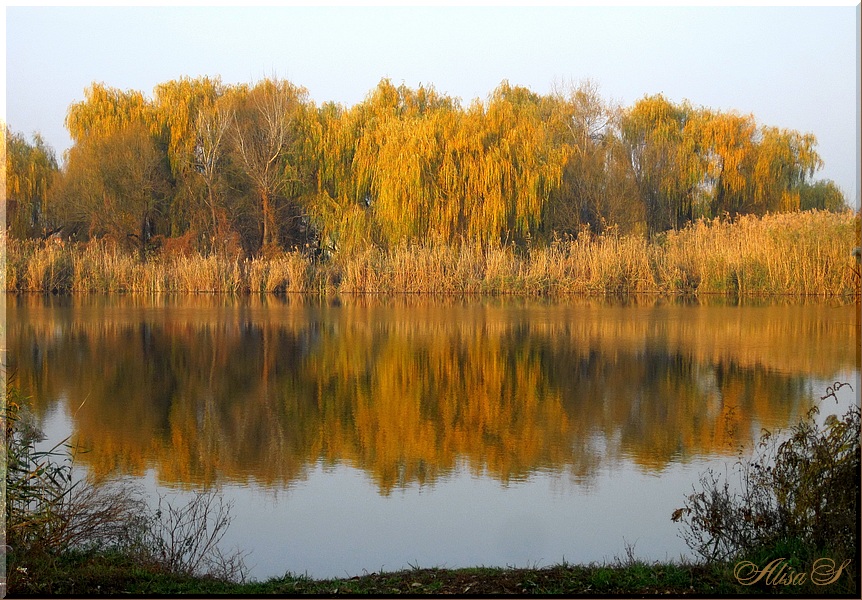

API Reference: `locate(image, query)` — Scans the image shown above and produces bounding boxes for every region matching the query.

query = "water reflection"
[7,294,856,494]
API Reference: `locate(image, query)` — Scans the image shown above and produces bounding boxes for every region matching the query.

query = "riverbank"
[10,548,860,596]
[0,549,770,596]
[4,210,859,296]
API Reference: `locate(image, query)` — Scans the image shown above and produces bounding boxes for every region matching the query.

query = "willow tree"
[349,80,409,248]
[352,83,462,246]
[349,80,569,248]
[153,77,223,177]
[287,100,369,256]
[425,99,473,242]
[305,101,374,255]
[468,82,567,245]
[62,82,174,255]
[621,95,702,235]
[46,76,840,257]
[229,79,309,250]
[60,123,170,259]
[152,77,224,237]
[751,126,821,214]
[66,83,154,144]
[4,128,58,238]
[799,179,847,212]
[698,110,758,217]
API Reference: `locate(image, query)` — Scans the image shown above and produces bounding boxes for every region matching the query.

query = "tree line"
[4,76,849,259]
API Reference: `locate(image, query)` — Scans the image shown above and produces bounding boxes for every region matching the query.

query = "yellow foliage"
[13,76,841,256]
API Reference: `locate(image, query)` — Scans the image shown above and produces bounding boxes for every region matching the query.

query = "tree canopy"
[4,77,849,255]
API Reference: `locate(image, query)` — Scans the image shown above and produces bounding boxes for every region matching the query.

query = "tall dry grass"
[3,210,859,296]
[656,210,859,295]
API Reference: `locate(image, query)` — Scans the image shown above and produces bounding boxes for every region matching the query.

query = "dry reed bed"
[3,210,859,296]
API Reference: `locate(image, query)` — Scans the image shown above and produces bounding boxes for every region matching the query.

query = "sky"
[4,3,860,207]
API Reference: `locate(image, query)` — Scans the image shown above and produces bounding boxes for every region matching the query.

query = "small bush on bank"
[4,388,150,557]
[673,382,859,593]
[2,385,248,594]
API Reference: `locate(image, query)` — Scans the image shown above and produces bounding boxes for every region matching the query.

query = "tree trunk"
[139,216,149,263]
[208,187,218,245]
[261,189,275,248]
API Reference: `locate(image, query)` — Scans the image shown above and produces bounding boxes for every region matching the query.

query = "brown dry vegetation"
[3,210,860,296]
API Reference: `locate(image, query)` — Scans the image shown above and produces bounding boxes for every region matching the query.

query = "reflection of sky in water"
[215,460,705,580]
[35,374,858,582]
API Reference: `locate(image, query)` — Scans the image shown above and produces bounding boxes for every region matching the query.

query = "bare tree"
[229,79,307,249]
[194,99,233,245]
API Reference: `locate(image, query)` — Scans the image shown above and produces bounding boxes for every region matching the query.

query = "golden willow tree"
[698,110,759,217]
[55,84,170,257]
[351,81,465,246]
[751,126,820,214]
[65,83,155,144]
[620,95,704,236]
[350,80,568,248]
[12,76,845,257]
[4,128,59,238]
[305,100,373,255]
[469,82,568,245]
[57,123,170,260]
[696,111,821,217]
[152,76,224,237]
[623,96,826,231]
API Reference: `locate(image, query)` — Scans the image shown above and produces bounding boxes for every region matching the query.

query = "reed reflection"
[8,295,855,493]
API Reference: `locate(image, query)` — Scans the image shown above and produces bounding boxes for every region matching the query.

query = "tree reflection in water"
[7,294,856,493]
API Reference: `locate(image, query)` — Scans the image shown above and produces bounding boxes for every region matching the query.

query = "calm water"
[5,294,859,580]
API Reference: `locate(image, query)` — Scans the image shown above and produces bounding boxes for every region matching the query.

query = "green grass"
[8,549,857,596]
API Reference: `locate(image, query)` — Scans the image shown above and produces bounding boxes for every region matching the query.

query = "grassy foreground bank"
[3,551,749,596]
[4,210,860,295]
[10,548,859,596]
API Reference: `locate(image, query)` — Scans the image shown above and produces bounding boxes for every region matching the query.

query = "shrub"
[673,382,859,563]
[141,491,248,581]
[3,386,248,592]
[4,385,147,555]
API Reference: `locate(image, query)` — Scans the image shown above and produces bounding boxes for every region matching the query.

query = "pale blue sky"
[5,4,860,205]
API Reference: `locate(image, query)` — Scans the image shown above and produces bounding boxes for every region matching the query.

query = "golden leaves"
[52,77,831,254]
[622,94,825,229]
[66,83,154,144]
[4,129,58,237]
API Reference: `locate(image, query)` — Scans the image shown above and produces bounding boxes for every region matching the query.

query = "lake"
[5,294,859,581]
